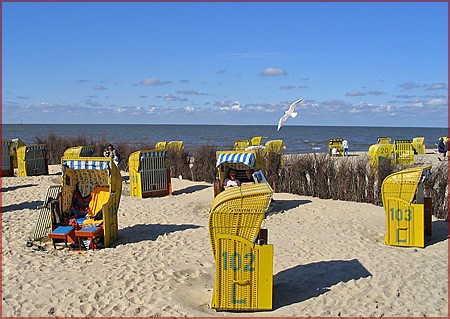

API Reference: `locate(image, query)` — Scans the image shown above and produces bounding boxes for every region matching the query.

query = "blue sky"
[2,2,448,127]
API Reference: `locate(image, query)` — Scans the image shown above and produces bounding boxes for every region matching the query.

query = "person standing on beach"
[103,144,121,167]
[342,139,349,156]
[437,138,447,161]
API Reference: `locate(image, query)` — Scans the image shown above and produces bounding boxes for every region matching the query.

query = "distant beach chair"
[166,141,184,152]
[2,140,14,176]
[264,140,285,153]
[250,136,263,146]
[394,140,414,165]
[10,138,26,168]
[382,166,432,248]
[128,150,172,198]
[17,144,49,177]
[328,139,343,156]
[234,140,250,151]
[368,143,395,167]
[377,137,391,144]
[63,146,95,158]
[411,137,426,155]
[208,183,274,311]
[155,141,167,150]
[47,157,122,249]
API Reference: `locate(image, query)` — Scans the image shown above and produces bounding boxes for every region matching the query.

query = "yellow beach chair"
[368,143,395,167]
[166,141,184,151]
[394,140,414,165]
[128,150,172,198]
[411,137,426,155]
[155,141,167,150]
[377,137,391,144]
[17,144,49,177]
[234,140,250,151]
[10,138,26,168]
[264,140,285,153]
[250,136,263,146]
[328,139,343,156]
[63,146,95,158]
[209,183,274,311]
[382,166,432,248]
[53,157,122,248]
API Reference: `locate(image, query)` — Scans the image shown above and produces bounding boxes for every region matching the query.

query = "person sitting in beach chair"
[223,170,241,189]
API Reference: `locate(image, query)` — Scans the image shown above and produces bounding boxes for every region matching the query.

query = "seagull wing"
[288,98,303,112]
[277,112,290,131]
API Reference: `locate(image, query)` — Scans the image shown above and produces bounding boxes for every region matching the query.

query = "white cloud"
[185,106,195,112]
[425,98,447,107]
[220,101,243,111]
[368,90,384,96]
[140,77,171,86]
[260,67,287,76]
[176,89,205,95]
[426,83,447,90]
[164,94,180,101]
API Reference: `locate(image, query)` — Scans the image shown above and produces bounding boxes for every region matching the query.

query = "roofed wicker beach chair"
[17,144,49,177]
[264,139,285,153]
[234,140,250,151]
[214,150,267,197]
[47,157,122,249]
[128,149,172,198]
[208,183,274,311]
[155,141,167,150]
[166,141,184,151]
[63,146,95,158]
[382,166,432,248]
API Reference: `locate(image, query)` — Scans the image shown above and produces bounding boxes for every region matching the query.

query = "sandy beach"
[1,152,448,317]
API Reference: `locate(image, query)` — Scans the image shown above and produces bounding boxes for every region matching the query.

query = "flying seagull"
[277,98,303,131]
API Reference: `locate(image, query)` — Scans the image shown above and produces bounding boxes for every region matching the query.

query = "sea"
[2,124,448,155]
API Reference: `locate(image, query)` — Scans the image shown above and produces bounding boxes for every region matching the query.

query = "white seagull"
[277,98,303,131]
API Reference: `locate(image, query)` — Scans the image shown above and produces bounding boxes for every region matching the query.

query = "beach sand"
[1,152,448,317]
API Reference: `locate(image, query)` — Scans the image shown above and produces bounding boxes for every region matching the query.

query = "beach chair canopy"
[381,166,431,205]
[216,151,256,168]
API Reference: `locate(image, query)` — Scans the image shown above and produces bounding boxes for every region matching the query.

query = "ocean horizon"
[2,124,448,155]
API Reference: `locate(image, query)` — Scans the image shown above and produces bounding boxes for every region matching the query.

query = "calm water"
[2,124,448,154]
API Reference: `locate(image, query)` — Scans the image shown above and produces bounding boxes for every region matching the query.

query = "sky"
[2,2,448,127]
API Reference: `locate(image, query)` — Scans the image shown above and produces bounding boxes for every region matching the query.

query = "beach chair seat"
[48,226,76,249]
[75,226,104,250]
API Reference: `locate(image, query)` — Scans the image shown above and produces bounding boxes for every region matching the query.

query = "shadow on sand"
[114,223,202,246]
[0,184,37,192]
[273,259,371,310]
[1,201,43,213]
[172,184,211,195]
[427,220,449,246]
[268,199,312,216]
